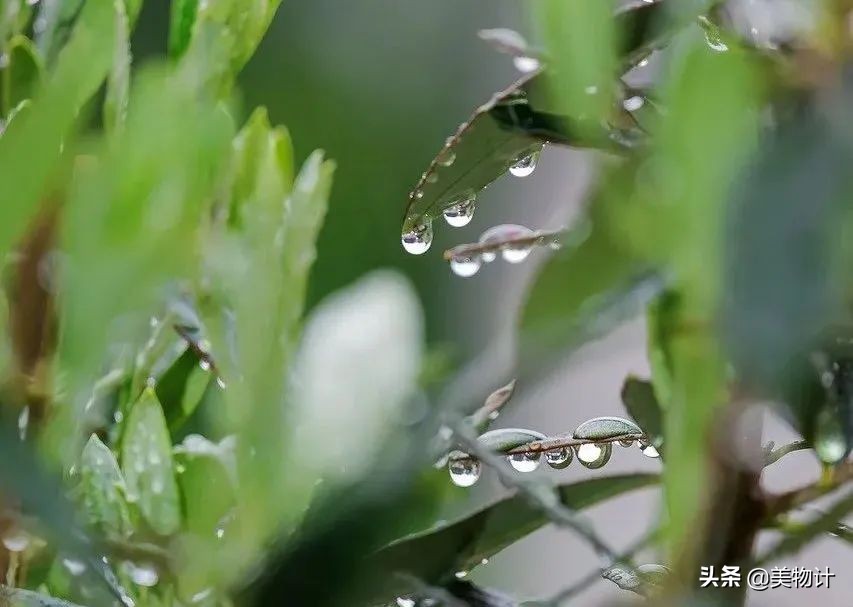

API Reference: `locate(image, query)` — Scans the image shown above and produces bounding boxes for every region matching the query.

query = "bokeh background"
[129,2,852,604]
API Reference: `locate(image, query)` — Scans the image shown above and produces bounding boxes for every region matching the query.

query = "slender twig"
[443,229,566,262]
[173,323,222,382]
[468,379,516,431]
[451,421,617,564]
[506,433,645,455]
[764,439,810,466]
[764,460,853,517]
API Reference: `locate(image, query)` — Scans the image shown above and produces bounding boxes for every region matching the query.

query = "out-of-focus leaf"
[0,0,114,261]
[155,347,211,432]
[174,435,235,538]
[621,377,663,446]
[0,586,85,607]
[121,389,180,536]
[364,474,658,604]
[168,0,198,59]
[0,35,42,115]
[104,0,131,134]
[34,0,86,65]
[80,434,132,537]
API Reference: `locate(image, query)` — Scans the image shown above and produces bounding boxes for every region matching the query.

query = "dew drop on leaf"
[396,598,416,607]
[478,224,534,263]
[619,439,635,448]
[545,447,572,469]
[623,96,644,112]
[507,451,541,472]
[442,194,476,228]
[513,56,540,73]
[638,440,660,458]
[122,561,159,587]
[576,443,612,469]
[401,222,434,255]
[454,570,468,579]
[436,148,456,167]
[449,254,481,278]
[448,452,481,487]
[502,242,532,264]
[509,150,539,177]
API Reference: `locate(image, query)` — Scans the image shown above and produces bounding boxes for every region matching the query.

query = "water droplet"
[508,451,541,472]
[437,148,456,167]
[401,222,433,255]
[0,54,8,70]
[17,406,29,440]
[704,31,729,52]
[509,150,539,177]
[396,598,416,607]
[619,439,634,448]
[815,408,847,464]
[623,96,644,112]
[216,376,227,389]
[114,410,124,423]
[442,194,476,227]
[449,254,481,278]
[513,56,540,73]
[425,172,438,184]
[2,529,30,552]
[199,359,212,372]
[478,224,534,263]
[414,189,424,199]
[62,558,87,576]
[575,443,612,469]
[122,561,159,587]
[480,558,489,565]
[638,58,650,68]
[502,242,532,264]
[545,447,573,469]
[448,452,481,487]
[454,570,468,579]
[216,526,226,539]
[640,443,659,458]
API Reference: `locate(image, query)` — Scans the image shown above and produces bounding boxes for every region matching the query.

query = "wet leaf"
[620,377,664,445]
[103,0,130,134]
[174,435,236,538]
[121,389,181,536]
[79,434,132,537]
[365,474,658,603]
[0,34,42,114]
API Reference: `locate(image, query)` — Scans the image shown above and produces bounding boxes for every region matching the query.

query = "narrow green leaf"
[168,0,199,59]
[0,34,42,116]
[155,347,211,431]
[104,0,131,134]
[121,389,181,536]
[365,474,658,603]
[80,434,132,537]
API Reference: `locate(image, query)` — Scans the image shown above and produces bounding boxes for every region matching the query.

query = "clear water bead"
[448,452,481,487]
[623,96,644,112]
[507,451,541,472]
[478,224,534,263]
[437,148,456,167]
[638,440,659,458]
[509,150,539,177]
[396,598,416,607]
[619,439,635,448]
[576,442,612,469]
[449,255,481,278]
[443,195,476,227]
[401,222,434,255]
[545,447,572,469]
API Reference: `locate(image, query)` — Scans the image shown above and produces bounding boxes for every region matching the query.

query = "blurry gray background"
[135,1,851,604]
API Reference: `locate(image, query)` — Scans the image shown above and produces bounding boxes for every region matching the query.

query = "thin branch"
[764,460,853,517]
[763,439,810,466]
[505,433,645,456]
[443,229,566,262]
[173,323,222,383]
[451,421,617,564]
[469,379,516,432]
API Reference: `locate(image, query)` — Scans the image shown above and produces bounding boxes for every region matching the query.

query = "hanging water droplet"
[545,447,573,469]
[454,570,468,579]
[815,407,847,464]
[449,254,481,278]
[401,222,434,255]
[448,452,481,487]
[437,148,456,167]
[480,558,489,565]
[623,96,645,112]
[122,561,159,587]
[513,56,540,73]
[442,194,476,227]
[2,529,30,552]
[0,54,8,70]
[396,598,416,607]
[619,439,634,448]
[507,451,541,472]
[575,442,612,469]
[509,150,539,177]
[478,224,534,263]
[62,558,87,576]
[640,443,659,458]
[502,242,532,264]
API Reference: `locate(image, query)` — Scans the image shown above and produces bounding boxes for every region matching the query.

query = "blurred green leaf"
[156,348,211,432]
[121,389,180,536]
[80,434,132,537]
[0,34,42,115]
[34,0,86,66]
[365,474,658,603]
[174,435,235,538]
[168,0,198,59]
[0,0,114,262]
[0,586,86,607]
[104,0,130,134]
[620,377,663,447]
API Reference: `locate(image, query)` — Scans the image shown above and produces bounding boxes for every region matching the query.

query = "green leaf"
[0,34,42,116]
[0,586,86,607]
[0,0,115,262]
[620,377,663,447]
[80,434,132,537]
[365,474,658,603]
[174,435,236,538]
[104,0,131,134]
[168,0,198,59]
[155,347,211,431]
[121,389,181,536]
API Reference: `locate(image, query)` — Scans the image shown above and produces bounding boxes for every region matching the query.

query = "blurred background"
[128,2,851,604]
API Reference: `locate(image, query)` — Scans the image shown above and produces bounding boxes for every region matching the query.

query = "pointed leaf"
[0,35,42,114]
[365,474,658,603]
[80,434,132,537]
[168,0,199,59]
[121,389,181,536]
[155,347,211,431]
[174,435,236,538]
[620,377,663,445]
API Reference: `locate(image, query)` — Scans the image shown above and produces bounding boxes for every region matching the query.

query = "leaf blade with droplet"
[79,434,132,537]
